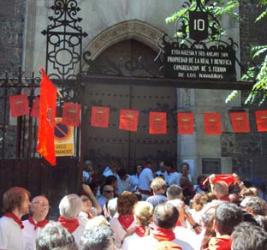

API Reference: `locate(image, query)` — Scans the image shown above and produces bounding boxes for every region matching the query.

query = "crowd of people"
[0,160,267,250]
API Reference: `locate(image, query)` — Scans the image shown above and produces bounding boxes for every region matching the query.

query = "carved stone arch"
[82,19,165,68]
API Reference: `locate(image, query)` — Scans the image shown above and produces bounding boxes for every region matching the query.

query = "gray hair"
[166,185,183,200]
[36,222,78,250]
[80,223,114,250]
[59,194,82,219]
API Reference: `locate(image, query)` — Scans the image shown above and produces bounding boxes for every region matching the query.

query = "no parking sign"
[55,118,75,156]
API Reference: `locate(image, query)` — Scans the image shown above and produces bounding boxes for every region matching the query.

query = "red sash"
[152,226,175,242]
[28,216,49,230]
[135,226,147,237]
[4,212,24,229]
[118,214,134,230]
[58,216,79,233]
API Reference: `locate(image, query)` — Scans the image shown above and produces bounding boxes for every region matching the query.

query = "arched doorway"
[81,21,177,170]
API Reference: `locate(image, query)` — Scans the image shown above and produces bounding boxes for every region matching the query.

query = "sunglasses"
[104,190,114,193]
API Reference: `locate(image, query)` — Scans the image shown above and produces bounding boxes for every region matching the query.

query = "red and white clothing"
[58,216,86,245]
[23,217,49,250]
[122,226,148,250]
[141,226,194,250]
[122,233,144,250]
[208,235,232,250]
[0,214,25,250]
[110,214,136,249]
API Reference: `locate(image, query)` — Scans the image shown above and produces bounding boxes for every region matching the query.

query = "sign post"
[162,0,239,82]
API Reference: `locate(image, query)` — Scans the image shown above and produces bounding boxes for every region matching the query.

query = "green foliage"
[166,0,267,105]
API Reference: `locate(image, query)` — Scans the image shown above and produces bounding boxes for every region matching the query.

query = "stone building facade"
[1,0,267,182]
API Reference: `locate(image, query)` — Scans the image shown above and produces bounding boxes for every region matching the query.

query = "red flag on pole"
[90,106,110,128]
[31,97,40,118]
[119,109,139,132]
[177,112,194,135]
[37,69,57,166]
[255,110,267,132]
[229,111,250,133]
[9,94,29,117]
[62,102,81,127]
[149,112,167,135]
[204,112,222,135]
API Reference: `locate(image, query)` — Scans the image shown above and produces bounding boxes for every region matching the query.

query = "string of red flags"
[177,112,194,135]
[119,109,139,132]
[91,106,110,128]
[9,94,29,117]
[229,111,250,133]
[255,110,267,132]
[204,112,222,135]
[149,112,167,135]
[7,94,267,135]
[62,102,81,127]
[37,69,57,167]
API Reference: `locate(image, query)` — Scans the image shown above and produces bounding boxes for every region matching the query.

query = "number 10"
[194,19,205,31]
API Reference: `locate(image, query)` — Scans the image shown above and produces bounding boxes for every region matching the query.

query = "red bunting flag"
[119,109,139,132]
[255,110,267,132]
[91,106,110,128]
[9,94,29,117]
[31,97,40,118]
[149,112,167,135]
[204,112,222,135]
[229,111,250,133]
[37,69,57,166]
[62,102,81,127]
[177,112,194,135]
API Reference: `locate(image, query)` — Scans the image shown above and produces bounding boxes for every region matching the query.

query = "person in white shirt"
[146,177,167,208]
[141,203,194,250]
[58,194,86,246]
[82,160,94,185]
[117,168,131,194]
[23,195,50,250]
[102,161,119,178]
[178,162,192,183]
[138,161,154,197]
[110,192,138,249]
[97,184,115,209]
[122,201,153,250]
[164,161,180,186]
[128,165,143,192]
[0,186,30,250]
[155,161,166,180]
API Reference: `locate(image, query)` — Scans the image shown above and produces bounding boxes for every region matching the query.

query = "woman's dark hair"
[104,175,117,186]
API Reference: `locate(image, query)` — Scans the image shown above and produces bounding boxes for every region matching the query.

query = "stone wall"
[0,0,26,72]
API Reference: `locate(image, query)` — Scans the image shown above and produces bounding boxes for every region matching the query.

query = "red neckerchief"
[118,214,134,230]
[4,212,24,229]
[219,195,230,202]
[209,236,232,250]
[28,216,49,230]
[135,226,147,237]
[58,216,79,233]
[152,226,175,242]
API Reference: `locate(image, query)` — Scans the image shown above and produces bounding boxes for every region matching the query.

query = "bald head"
[214,181,229,199]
